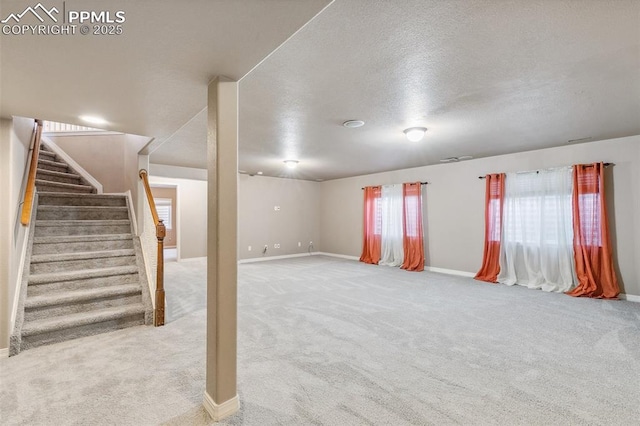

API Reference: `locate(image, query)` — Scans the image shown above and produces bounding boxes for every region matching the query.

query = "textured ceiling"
[3,1,639,180]
[0,0,331,141]
[231,0,639,180]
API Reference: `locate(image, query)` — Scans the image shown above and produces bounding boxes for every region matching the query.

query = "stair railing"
[21,119,44,226]
[139,169,166,326]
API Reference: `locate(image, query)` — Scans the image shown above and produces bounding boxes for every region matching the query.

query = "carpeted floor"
[1,255,639,425]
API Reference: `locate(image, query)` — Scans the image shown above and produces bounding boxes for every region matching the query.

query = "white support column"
[203,77,239,421]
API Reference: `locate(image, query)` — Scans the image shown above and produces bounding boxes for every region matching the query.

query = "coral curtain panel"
[400,183,424,272]
[359,186,382,264]
[567,163,620,299]
[475,173,505,282]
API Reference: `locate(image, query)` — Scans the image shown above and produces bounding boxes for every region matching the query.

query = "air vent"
[440,155,473,163]
[567,137,592,144]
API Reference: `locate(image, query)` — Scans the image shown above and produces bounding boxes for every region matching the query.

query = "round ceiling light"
[284,160,299,169]
[403,127,427,142]
[343,120,365,128]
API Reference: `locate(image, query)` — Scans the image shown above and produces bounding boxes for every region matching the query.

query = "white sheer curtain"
[379,184,404,266]
[498,168,577,292]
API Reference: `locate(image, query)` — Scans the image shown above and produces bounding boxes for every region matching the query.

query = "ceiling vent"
[440,155,473,163]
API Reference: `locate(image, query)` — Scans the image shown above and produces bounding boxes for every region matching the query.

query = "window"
[155,198,172,230]
[501,170,573,246]
[403,190,421,238]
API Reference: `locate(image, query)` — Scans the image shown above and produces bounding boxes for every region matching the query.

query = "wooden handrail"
[139,169,166,326]
[21,120,44,226]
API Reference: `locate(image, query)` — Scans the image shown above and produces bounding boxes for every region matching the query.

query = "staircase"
[10,143,152,355]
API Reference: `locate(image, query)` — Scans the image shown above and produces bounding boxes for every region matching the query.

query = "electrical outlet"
[274,243,280,249]
[248,246,252,251]
[274,206,281,211]
[298,242,301,247]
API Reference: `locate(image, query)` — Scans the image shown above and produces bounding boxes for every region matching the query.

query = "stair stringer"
[9,194,39,356]
[41,137,103,194]
[126,195,154,325]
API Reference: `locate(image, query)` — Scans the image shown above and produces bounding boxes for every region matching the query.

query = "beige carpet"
[1,255,639,425]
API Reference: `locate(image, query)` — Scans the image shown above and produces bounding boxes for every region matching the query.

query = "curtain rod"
[478,163,614,179]
[361,181,429,189]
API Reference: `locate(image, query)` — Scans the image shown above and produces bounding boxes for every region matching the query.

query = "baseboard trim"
[41,137,104,193]
[424,266,476,278]
[237,252,478,280]
[123,190,139,236]
[0,347,8,358]
[239,253,312,264]
[203,392,239,421]
[11,214,31,334]
[314,252,360,261]
[620,293,640,303]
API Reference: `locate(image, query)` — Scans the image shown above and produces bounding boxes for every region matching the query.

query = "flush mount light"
[343,120,365,128]
[79,115,107,125]
[403,127,427,142]
[284,160,299,169]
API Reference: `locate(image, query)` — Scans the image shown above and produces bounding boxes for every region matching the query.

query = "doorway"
[151,185,178,261]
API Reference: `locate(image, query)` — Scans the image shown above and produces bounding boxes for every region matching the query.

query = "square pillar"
[204,77,239,420]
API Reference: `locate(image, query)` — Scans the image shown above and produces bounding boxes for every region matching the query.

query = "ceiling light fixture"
[79,115,107,125]
[343,120,365,128]
[403,127,427,142]
[284,160,299,169]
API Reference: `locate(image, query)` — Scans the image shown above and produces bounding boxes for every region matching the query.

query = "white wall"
[0,117,35,351]
[320,136,640,297]
[148,165,208,260]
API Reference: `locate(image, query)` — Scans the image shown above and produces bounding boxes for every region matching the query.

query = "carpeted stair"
[10,143,152,355]
[35,144,97,193]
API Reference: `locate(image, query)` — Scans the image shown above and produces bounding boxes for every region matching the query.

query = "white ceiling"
[3,1,639,181]
[0,0,331,140]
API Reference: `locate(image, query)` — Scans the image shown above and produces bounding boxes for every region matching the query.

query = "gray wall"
[238,174,321,260]
[320,135,640,297]
[147,167,323,261]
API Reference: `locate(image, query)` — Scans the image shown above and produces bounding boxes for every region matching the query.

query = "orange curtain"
[567,163,619,299]
[401,183,424,272]
[475,173,505,283]
[360,186,381,264]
